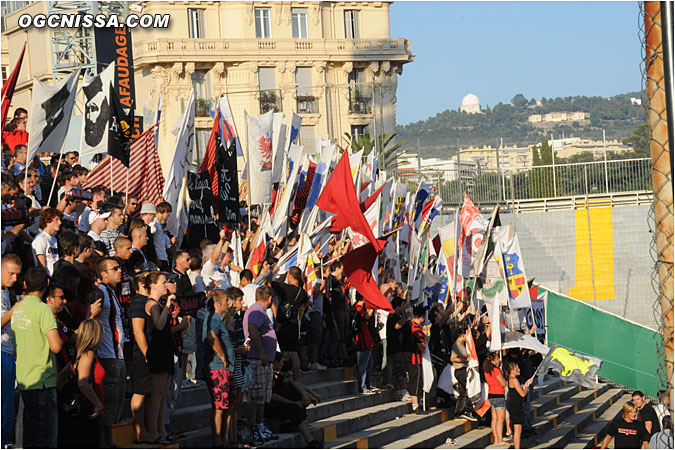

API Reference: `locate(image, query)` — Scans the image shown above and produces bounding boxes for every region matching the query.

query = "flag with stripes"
[85,126,164,205]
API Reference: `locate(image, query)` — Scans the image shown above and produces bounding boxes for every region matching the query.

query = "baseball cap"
[88,210,111,225]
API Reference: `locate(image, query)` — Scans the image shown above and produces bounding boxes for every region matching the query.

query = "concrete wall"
[436,204,656,329]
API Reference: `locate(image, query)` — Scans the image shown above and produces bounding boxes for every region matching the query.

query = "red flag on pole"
[200,110,221,205]
[331,181,386,232]
[316,151,384,252]
[1,43,26,133]
[343,238,392,312]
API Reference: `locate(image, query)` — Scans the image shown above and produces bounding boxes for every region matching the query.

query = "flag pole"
[245,112,252,230]
[46,150,65,207]
[125,167,130,205]
[467,205,500,310]
[109,155,114,196]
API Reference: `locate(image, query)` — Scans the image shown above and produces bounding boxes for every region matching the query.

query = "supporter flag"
[286,112,301,151]
[420,268,444,306]
[347,196,379,250]
[80,63,115,159]
[488,292,502,351]
[459,194,489,278]
[247,209,271,277]
[434,255,452,306]
[500,233,531,309]
[305,252,318,294]
[389,182,408,231]
[245,110,274,205]
[416,195,443,237]
[199,109,223,204]
[298,142,336,234]
[348,150,363,184]
[277,243,299,275]
[216,138,240,223]
[271,112,287,185]
[498,331,549,355]
[332,180,387,233]
[537,345,602,389]
[465,328,491,417]
[27,69,80,164]
[317,150,384,253]
[1,43,26,133]
[271,144,303,239]
[422,346,435,394]
[217,95,243,156]
[342,237,393,312]
[163,88,195,238]
[85,126,164,205]
[108,84,134,167]
[438,214,463,295]
[411,181,433,224]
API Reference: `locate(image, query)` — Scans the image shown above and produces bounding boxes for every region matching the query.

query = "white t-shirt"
[187,270,207,293]
[1,288,14,354]
[202,259,231,289]
[88,230,103,242]
[31,231,58,276]
[241,283,259,309]
[149,218,168,262]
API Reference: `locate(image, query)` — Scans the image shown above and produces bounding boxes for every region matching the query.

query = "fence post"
[603,129,610,193]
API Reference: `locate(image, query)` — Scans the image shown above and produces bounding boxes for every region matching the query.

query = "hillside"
[396,92,645,157]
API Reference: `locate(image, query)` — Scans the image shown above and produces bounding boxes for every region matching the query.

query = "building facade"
[2,1,414,174]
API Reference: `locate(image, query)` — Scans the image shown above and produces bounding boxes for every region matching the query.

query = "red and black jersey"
[55,316,76,371]
[410,321,425,365]
[353,303,374,352]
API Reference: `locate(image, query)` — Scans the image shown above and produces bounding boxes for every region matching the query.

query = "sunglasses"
[109,265,122,271]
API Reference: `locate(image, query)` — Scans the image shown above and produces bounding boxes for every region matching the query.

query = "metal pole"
[496,137,503,203]
[661,1,674,178]
[416,137,422,185]
[584,166,597,302]
[603,129,609,192]
[456,138,462,202]
[550,134,557,197]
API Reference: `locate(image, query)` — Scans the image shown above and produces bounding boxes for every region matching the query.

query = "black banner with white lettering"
[215,138,240,224]
[187,171,219,249]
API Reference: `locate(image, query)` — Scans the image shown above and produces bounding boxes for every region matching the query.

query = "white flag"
[270,144,303,238]
[246,111,274,205]
[501,233,532,309]
[271,113,287,184]
[163,88,196,239]
[80,63,115,158]
[28,70,80,163]
[218,95,242,156]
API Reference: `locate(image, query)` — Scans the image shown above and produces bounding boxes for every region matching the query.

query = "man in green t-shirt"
[11,267,62,449]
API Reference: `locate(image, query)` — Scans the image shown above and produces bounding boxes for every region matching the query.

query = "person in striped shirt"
[405,305,427,414]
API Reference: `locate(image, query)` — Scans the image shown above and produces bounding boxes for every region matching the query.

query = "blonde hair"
[505,361,519,378]
[210,289,234,327]
[76,319,104,360]
[622,401,638,417]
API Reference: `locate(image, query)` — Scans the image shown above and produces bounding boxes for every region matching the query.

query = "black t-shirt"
[128,294,149,354]
[386,312,404,355]
[429,323,453,364]
[271,281,308,328]
[637,403,661,435]
[606,418,649,448]
[173,269,195,299]
[400,321,415,354]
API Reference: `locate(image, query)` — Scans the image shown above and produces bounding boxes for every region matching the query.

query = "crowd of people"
[1,105,673,450]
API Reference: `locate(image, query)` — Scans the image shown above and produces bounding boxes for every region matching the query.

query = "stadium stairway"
[112,368,629,449]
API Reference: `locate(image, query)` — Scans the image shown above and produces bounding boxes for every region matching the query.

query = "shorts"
[204,369,234,410]
[247,359,273,404]
[406,362,422,397]
[131,351,153,396]
[489,395,506,410]
[391,353,408,384]
[507,403,523,425]
[277,326,300,353]
[308,311,323,344]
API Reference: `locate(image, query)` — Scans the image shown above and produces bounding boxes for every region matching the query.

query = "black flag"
[108,85,133,167]
[186,171,219,250]
[216,138,240,223]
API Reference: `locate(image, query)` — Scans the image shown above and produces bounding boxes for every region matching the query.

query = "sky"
[390,1,642,125]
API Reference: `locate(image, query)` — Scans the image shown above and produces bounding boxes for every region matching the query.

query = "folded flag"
[342,237,392,312]
[537,344,602,389]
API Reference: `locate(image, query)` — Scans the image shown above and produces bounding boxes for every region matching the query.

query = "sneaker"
[361,388,375,394]
[401,392,412,402]
[253,427,268,443]
[459,413,478,422]
[238,426,254,446]
[258,423,279,441]
[504,433,513,442]
[310,362,328,371]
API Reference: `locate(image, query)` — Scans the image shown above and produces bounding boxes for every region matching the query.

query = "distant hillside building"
[528,111,589,123]
[460,93,481,114]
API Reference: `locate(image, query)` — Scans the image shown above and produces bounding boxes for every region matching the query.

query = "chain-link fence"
[641,1,674,413]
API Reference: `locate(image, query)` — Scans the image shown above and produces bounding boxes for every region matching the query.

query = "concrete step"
[532,388,627,448]
[328,408,448,449]
[566,392,632,449]
[306,389,394,423]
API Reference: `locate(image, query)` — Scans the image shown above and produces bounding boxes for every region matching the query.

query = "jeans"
[356,350,373,391]
[165,356,184,425]
[523,387,533,430]
[1,352,16,448]
[20,388,57,448]
[321,318,339,362]
[454,366,470,416]
[381,339,392,385]
[100,358,126,427]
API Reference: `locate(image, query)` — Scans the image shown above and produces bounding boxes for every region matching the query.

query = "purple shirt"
[243,302,277,361]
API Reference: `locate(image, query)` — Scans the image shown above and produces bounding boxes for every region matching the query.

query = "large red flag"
[343,237,392,312]
[1,43,26,132]
[331,181,386,232]
[316,151,384,252]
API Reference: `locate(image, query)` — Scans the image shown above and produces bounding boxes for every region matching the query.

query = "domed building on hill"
[460,93,482,114]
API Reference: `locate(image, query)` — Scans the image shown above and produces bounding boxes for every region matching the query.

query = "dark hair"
[413,305,427,318]
[13,107,27,118]
[663,415,672,430]
[103,203,122,215]
[46,283,63,300]
[57,230,79,258]
[156,201,172,214]
[175,250,189,261]
[39,207,63,230]
[188,248,202,271]
[142,271,165,290]
[330,260,343,272]
[95,257,118,278]
[256,285,272,302]
[505,361,519,378]
[632,390,645,398]
[391,296,405,310]
[225,286,244,301]
[72,165,89,177]
[288,266,303,284]
[78,233,94,253]
[240,269,254,283]
[483,351,500,375]
[23,267,49,294]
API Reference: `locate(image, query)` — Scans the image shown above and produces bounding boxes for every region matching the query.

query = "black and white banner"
[216,139,240,223]
[27,70,80,163]
[186,171,219,250]
[79,63,115,159]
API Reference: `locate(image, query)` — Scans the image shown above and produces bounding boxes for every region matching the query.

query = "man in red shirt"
[353,293,375,394]
[405,305,427,414]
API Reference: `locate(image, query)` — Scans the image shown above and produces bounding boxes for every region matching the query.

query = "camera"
[67,187,93,202]
[1,207,30,226]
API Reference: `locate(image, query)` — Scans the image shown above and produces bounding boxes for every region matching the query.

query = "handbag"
[61,357,96,420]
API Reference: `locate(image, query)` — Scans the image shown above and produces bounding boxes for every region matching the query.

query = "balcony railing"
[296,94,317,114]
[134,38,413,65]
[259,90,281,114]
